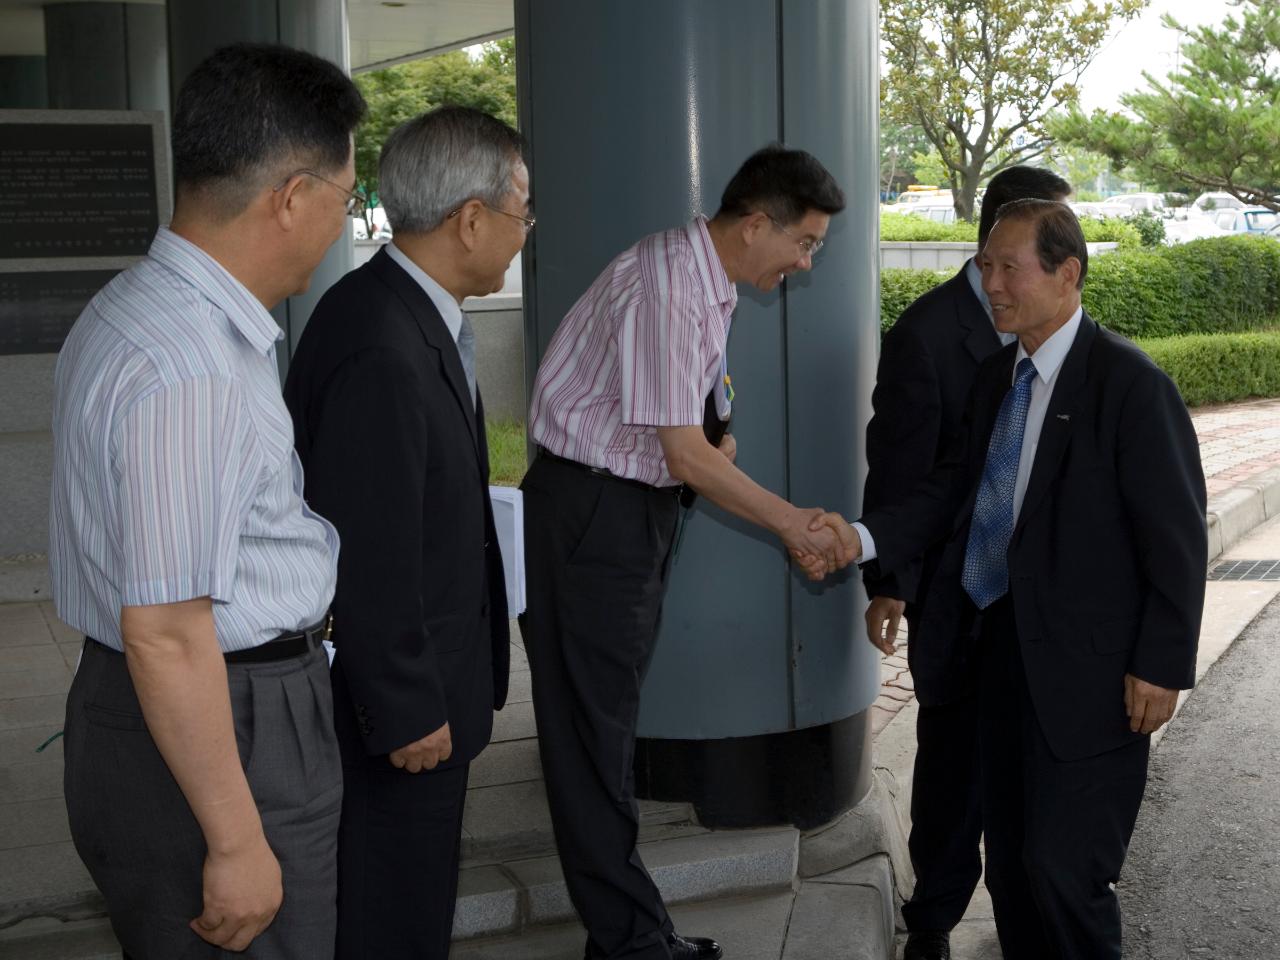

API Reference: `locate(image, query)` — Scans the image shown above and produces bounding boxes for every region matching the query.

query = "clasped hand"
[390,721,452,772]
[783,509,862,581]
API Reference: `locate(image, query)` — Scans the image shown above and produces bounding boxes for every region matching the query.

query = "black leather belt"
[223,611,333,664]
[538,449,681,496]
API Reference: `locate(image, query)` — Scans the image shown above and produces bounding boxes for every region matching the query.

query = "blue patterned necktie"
[962,357,1038,609]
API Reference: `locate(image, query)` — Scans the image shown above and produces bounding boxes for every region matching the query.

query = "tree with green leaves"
[1049,0,1280,211]
[353,38,516,235]
[882,0,1145,221]
[880,121,933,197]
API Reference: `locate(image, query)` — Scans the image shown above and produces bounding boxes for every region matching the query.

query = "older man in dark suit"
[862,167,1069,960]
[829,199,1205,959]
[285,106,525,959]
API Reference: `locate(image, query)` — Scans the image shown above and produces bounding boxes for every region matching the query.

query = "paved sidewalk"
[3,396,1280,958]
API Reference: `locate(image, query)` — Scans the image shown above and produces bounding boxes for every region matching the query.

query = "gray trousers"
[64,638,343,959]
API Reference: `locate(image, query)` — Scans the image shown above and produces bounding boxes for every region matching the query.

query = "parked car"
[1192,191,1247,213]
[1070,200,1132,220]
[1208,206,1280,235]
[883,198,958,224]
[1163,216,1232,244]
[1109,192,1167,215]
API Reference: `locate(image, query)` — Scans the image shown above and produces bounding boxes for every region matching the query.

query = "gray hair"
[379,105,525,234]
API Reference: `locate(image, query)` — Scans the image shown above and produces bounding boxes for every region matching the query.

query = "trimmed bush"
[881,212,978,242]
[1085,235,1280,338]
[880,212,1141,247]
[1137,332,1280,407]
[880,235,1280,341]
[881,267,951,331]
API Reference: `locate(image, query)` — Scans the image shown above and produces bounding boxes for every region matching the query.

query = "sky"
[1078,0,1238,112]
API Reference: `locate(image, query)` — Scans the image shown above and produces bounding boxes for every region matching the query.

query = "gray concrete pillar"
[516,0,880,827]
[167,0,354,371]
[44,3,167,111]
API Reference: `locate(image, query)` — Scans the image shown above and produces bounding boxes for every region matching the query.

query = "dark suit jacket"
[863,264,1002,701]
[285,247,510,768]
[863,313,1207,761]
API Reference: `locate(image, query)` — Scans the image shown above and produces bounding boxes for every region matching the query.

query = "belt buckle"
[322,612,334,644]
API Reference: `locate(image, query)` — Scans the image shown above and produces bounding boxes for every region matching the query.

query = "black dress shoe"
[668,933,724,960]
[904,930,951,960]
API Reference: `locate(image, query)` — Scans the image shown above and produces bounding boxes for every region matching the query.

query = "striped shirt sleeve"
[619,253,705,428]
[113,375,261,607]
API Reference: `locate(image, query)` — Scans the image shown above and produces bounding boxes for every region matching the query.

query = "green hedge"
[1138,332,1280,407]
[880,212,1141,247]
[881,235,1280,340]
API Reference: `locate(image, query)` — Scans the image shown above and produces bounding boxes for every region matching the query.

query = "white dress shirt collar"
[1015,305,1083,387]
[386,241,464,343]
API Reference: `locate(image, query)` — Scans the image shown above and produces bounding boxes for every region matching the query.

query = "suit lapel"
[949,264,1002,364]
[1013,313,1096,536]
[369,249,481,457]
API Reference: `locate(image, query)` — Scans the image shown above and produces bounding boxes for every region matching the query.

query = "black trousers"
[979,598,1149,960]
[901,692,984,934]
[519,456,681,960]
[330,658,470,960]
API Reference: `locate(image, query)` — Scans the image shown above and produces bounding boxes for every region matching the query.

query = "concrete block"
[799,774,912,910]
[504,827,797,930]
[451,865,520,940]
[1208,487,1265,556]
[0,644,66,674]
[666,889,795,960]
[0,559,51,605]
[0,726,65,767]
[807,854,895,959]
[1249,467,1280,519]
[0,842,102,927]
[505,853,576,926]
[490,699,536,743]
[462,779,552,847]
[644,827,798,904]
[1206,512,1224,564]
[0,355,57,435]
[0,759,65,805]
[505,668,532,704]
[0,617,55,649]
[0,916,120,960]
[469,737,542,789]
[0,432,52,557]
[0,668,70,701]
[0,798,72,849]
[783,872,893,960]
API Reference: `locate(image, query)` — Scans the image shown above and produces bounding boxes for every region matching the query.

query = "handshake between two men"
[785,511,863,581]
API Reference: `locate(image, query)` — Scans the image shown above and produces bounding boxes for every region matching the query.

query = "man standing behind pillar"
[840,200,1206,959]
[522,145,857,960]
[51,43,365,959]
[285,106,520,960]
[861,166,1070,960]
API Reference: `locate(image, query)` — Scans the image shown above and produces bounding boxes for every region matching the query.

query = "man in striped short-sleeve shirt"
[50,45,365,960]
[521,145,858,960]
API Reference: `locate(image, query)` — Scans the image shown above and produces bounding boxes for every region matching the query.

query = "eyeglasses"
[767,215,824,256]
[275,169,368,217]
[447,201,536,233]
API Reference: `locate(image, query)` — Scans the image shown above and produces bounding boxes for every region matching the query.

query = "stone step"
[452,825,800,941]
[0,916,120,959]
[452,889,800,960]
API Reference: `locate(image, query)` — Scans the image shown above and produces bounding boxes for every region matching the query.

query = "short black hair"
[992,198,1088,289]
[978,166,1072,247]
[716,144,846,225]
[172,43,366,216]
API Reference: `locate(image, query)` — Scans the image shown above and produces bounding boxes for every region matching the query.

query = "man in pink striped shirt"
[522,145,855,960]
